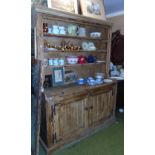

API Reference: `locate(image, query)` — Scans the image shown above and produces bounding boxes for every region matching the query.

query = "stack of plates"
[110,76,124,80]
[104,79,113,83]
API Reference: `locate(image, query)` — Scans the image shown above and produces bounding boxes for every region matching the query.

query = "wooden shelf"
[43,33,108,41]
[50,61,106,67]
[44,49,107,53]
[44,82,116,101]
[45,62,106,75]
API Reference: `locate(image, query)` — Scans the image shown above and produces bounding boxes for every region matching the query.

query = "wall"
[107,14,124,34]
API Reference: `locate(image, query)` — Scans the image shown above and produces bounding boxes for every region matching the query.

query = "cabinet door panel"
[89,89,113,126]
[54,97,88,142]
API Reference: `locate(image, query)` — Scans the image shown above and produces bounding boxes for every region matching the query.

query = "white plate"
[110,76,124,80]
[104,79,113,83]
[47,48,57,51]
[96,60,105,63]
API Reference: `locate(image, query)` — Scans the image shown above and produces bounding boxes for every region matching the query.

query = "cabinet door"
[88,86,115,126]
[53,94,88,142]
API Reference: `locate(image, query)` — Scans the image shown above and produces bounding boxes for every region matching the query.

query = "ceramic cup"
[59,26,66,35]
[95,78,104,84]
[48,58,53,66]
[53,58,59,66]
[48,28,52,34]
[78,27,86,37]
[87,77,95,84]
[52,25,59,34]
[88,79,96,86]
[58,58,65,66]
[77,78,85,85]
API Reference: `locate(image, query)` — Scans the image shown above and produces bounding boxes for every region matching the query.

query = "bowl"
[66,56,78,64]
[90,32,101,38]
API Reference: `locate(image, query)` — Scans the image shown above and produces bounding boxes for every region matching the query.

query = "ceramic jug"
[67,25,78,36]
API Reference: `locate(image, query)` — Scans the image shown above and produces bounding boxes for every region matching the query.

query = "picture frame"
[47,0,78,14]
[52,67,64,87]
[80,0,106,20]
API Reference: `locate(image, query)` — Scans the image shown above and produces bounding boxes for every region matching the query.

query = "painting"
[47,0,78,14]
[80,0,106,20]
[52,67,64,87]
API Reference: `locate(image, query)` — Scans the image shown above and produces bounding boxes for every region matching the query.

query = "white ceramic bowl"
[90,32,101,38]
[66,56,78,64]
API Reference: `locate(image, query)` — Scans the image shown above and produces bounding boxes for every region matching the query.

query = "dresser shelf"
[43,33,108,41]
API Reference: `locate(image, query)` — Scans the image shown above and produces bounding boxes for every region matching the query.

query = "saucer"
[47,48,57,51]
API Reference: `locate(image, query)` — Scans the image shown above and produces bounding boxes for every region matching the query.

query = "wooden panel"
[53,95,88,142]
[31,59,42,155]
[88,87,115,126]
[46,102,54,147]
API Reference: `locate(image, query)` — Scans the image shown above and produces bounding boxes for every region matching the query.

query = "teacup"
[48,28,52,34]
[53,58,59,66]
[88,79,96,86]
[59,26,66,35]
[78,27,86,37]
[52,25,59,35]
[77,78,85,85]
[58,58,65,66]
[95,78,104,84]
[48,58,53,66]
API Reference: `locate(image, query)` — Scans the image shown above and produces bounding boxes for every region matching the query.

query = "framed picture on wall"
[52,67,64,87]
[47,0,78,14]
[80,0,106,20]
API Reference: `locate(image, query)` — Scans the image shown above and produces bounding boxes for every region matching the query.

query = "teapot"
[87,55,96,63]
[78,55,87,64]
